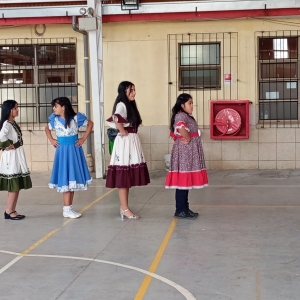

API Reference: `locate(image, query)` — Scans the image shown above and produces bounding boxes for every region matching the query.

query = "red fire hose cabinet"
[210,100,250,139]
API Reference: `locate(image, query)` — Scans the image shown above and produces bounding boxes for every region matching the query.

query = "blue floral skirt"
[49,135,92,192]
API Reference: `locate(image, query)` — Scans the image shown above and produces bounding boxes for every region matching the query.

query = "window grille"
[179,43,221,89]
[257,31,300,127]
[168,32,238,127]
[0,38,78,130]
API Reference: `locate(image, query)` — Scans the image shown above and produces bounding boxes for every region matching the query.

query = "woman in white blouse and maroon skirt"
[106,81,150,219]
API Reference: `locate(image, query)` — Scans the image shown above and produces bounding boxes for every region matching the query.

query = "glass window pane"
[0,87,35,104]
[259,82,297,100]
[0,69,33,84]
[39,106,55,123]
[181,45,197,65]
[0,45,34,66]
[37,45,57,65]
[58,44,76,65]
[39,105,78,123]
[261,63,297,79]
[37,44,76,65]
[259,101,298,120]
[181,68,220,88]
[39,68,76,84]
[38,86,78,104]
[259,37,298,60]
[181,44,220,65]
[15,106,36,123]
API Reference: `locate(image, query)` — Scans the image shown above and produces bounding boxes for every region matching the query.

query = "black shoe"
[13,211,25,218]
[174,211,196,220]
[188,209,199,218]
[4,211,25,220]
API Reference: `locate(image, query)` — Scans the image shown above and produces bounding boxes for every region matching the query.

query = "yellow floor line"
[21,229,60,256]
[3,189,115,266]
[255,270,262,300]
[134,218,178,300]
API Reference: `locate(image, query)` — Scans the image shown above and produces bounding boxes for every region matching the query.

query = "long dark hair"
[0,100,18,130]
[51,97,76,128]
[112,81,142,128]
[170,93,192,132]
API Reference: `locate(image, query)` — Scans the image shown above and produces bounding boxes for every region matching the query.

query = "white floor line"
[0,256,23,275]
[15,184,300,188]
[0,250,196,300]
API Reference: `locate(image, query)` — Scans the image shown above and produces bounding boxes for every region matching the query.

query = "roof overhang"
[0,1,89,26]
[102,0,300,22]
[0,5,88,19]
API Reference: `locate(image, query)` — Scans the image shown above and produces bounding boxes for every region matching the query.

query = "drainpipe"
[72,15,93,172]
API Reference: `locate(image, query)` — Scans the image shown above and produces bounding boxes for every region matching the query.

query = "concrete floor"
[1,169,300,300]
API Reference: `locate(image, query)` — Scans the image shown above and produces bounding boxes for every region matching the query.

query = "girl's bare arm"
[45,125,58,147]
[178,127,191,143]
[76,120,94,146]
[115,121,128,136]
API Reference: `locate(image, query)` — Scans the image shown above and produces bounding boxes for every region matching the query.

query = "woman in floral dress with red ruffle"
[165,93,208,219]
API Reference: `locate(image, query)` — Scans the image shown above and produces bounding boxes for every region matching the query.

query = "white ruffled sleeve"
[106,102,130,128]
[0,121,12,149]
[174,112,190,136]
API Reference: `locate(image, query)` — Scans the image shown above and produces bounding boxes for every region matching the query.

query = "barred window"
[179,43,221,89]
[0,38,78,127]
[258,37,298,121]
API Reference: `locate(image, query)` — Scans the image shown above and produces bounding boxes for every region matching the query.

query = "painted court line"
[197,205,300,209]
[0,189,115,275]
[255,270,262,300]
[31,184,300,188]
[0,250,196,299]
[134,218,179,300]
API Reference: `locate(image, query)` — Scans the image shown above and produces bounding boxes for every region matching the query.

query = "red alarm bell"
[215,108,241,135]
[210,100,250,139]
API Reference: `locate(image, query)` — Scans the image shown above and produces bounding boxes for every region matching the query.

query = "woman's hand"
[76,137,86,147]
[178,127,190,144]
[5,144,15,151]
[180,138,189,145]
[50,138,59,148]
[118,130,128,137]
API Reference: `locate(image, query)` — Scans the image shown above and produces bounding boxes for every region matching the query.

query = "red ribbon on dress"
[170,131,199,141]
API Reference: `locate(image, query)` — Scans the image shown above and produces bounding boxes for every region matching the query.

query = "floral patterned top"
[48,112,88,137]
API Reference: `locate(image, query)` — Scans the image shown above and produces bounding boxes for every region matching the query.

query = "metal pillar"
[87,0,105,178]
[72,15,93,171]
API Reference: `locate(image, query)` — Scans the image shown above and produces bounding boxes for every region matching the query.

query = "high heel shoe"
[4,211,25,220]
[120,208,140,220]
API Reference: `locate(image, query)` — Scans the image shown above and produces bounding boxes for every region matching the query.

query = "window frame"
[258,36,299,121]
[178,42,221,90]
[0,42,78,124]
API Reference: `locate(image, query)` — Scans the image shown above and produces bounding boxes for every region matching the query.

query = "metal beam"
[0,0,85,3]
[88,0,105,178]
[0,5,88,18]
[0,16,73,25]
[102,0,300,15]
[102,8,300,22]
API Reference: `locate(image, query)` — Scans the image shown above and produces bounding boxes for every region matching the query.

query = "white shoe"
[70,206,81,217]
[63,208,81,219]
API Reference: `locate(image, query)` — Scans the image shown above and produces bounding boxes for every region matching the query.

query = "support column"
[87,0,105,178]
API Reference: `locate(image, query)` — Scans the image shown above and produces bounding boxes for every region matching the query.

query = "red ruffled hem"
[165,169,208,189]
[106,163,150,188]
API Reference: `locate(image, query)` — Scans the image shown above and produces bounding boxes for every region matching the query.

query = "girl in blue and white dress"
[45,97,93,219]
